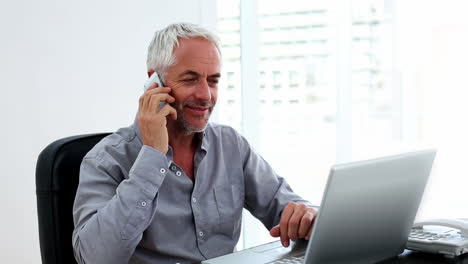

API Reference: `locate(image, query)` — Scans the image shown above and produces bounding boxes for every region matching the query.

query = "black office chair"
[35,133,110,264]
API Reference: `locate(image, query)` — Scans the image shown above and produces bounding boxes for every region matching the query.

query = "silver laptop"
[202,149,436,264]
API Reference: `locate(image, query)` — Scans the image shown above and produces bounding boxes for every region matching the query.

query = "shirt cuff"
[129,145,169,197]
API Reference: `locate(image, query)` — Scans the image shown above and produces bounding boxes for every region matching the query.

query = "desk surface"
[381,250,468,264]
[203,240,468,264]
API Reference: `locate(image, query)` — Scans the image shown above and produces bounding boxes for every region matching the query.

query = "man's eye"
[209,79,219,84]
[183,78,197,82]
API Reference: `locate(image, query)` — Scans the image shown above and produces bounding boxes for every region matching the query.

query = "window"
[216,0,242,132]
[216,0,398,249]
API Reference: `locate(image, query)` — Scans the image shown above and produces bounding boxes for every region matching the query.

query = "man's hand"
[137,83,177,154]
[269,202,317,247]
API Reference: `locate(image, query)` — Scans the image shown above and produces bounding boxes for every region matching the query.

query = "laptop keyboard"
[267,255,305,264]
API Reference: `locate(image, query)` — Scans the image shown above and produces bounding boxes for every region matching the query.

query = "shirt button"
[176,171,182,176]
[199,231,204,237]
[171,165,177,171]
[159,168,166,174]
[192,197,197,203]
[141,201,147,207]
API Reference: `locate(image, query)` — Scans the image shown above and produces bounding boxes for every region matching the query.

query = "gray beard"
[174,106,211,134]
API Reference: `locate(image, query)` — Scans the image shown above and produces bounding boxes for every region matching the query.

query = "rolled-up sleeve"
[72,145,168,264]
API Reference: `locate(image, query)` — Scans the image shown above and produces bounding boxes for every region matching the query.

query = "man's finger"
[148,94,175,113]
[144,86,170,96]
[269,225,280,238]
[159,104,178,120]
[279,203,295,247]
[288,204,307,241]
[306,211,317,240]
[138,95,144,110]
[142,87,171,110]
[297,210,314,238]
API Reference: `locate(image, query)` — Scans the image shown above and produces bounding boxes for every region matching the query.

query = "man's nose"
[194,79,211,102]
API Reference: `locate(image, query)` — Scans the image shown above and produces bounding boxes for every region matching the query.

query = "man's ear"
[147,69,155,78]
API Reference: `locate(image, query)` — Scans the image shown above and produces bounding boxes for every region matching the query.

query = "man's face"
[164,37,221,133]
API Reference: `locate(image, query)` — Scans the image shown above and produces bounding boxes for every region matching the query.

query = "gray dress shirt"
[72,122,315,264]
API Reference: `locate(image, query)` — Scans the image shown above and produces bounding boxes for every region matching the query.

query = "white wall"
[0,0,216,262]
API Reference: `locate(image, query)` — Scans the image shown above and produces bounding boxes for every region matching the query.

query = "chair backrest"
[35,133,110,264]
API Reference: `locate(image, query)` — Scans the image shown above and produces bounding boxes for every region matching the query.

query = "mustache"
[183,101,215,108]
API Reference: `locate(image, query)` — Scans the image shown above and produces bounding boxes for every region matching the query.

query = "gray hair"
[146,22,222,83]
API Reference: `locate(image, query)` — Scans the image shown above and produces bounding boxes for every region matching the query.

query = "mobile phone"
[143,72,165,91]
[143,72,167,110]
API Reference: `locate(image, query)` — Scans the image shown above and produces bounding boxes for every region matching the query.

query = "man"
[72,23,317,264]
